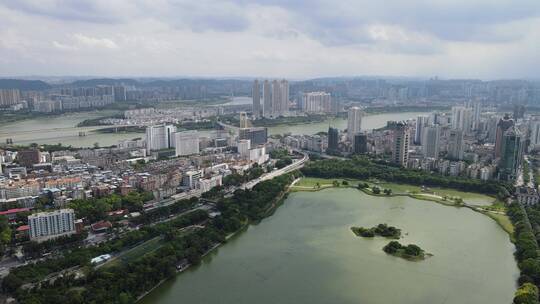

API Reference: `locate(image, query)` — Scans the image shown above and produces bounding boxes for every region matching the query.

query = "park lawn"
[428,188,496,206]
[294,177,343,187]
[291,177,364,192]
[367,181,496,206]
[294,178,497,206]
[480,211,515,238]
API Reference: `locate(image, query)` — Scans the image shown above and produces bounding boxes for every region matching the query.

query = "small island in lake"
[383,241,431,261]
[351,223,401,239]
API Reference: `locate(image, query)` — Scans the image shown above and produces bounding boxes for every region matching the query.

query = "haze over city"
[1,0,540,79]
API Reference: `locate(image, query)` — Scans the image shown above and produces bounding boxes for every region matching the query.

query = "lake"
[141,188,518,304]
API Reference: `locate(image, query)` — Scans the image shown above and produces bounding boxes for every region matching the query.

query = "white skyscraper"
[239,112,249,128]
[146,125,176,152]
[392,122,410,167]
[529,120,540,151]
[279,79,289,115]
[451,106,472,132]
[422,125,440,159]
[448,129,464,160]
[146,125,166,152]
[303,92,332,114]
[472,101,482,130]
[252,80,261,118]
[165,125,177,148]
[175,131,200,156]
[271,79,280,117]
[238,139,251,158]
[347,107,362,141]
[263,80,272,118]
[415,115,428,145]
[29,209,76,242]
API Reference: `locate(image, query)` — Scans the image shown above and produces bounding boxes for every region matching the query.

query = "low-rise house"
[517,187,540,206]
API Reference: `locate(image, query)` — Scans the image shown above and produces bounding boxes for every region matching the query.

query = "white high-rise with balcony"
[252,79,261,118]
[146,125,176,152]
[422,125,440,159]
[175,131,200,156]
[347,107,362,141]
[303,92,331,114]
[29,209,76,242]
[263,80,272,118]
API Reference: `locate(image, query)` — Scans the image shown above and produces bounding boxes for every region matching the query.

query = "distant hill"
[67,78,139,87]
[0,79,52,91]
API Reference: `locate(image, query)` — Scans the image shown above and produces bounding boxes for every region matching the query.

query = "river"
[0,111,140,148]
[141,188,518,304]
[268,112,426,136]
[0,111,428,148]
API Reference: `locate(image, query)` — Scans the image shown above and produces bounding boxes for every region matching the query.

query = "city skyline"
[1,1,539,79]
[1,1,540,303]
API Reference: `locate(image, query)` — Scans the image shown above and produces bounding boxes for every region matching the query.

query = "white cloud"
[73,33,118,49]
[52,41,77,51]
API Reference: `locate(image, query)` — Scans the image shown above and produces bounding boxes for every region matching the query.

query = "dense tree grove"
[302,157,512,197]
[507,203,540,304]
[2,172,299,304]
[223,166,265,187]
[352,224,401,239]
[68,191,154,223]
[383,241,424,259]
[0,215,11,255]
[131,197,198,225]
[270,149,293,169]
[4,209,209,291]
[22,232,88,259]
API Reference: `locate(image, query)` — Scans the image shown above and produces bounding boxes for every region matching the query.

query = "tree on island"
[372,186,381,194]
[383,241,402,254]
[352,223,401,239]
[404,244,422,257]
[333,180,340,187]
[383,241,426,259]
[383,188,392,195]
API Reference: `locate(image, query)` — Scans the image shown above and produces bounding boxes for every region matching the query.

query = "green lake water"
[141,188,518,304]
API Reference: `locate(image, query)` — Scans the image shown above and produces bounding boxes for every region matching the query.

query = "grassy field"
[293,177,344,188]
[292,177,496,205]
[102,236,164,268]
[477,210,515,239]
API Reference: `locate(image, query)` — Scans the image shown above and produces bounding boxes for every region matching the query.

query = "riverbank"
[290,177,514,237]
[363,105,450,115]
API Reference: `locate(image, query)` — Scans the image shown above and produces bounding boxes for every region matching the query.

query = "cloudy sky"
[1,0,539,79]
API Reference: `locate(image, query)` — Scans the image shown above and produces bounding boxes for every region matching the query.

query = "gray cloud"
[1,0,251,32]
[2,0,122,23]
[3,0,539,43]
[233,0,540,43]
[0,0,539,78]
